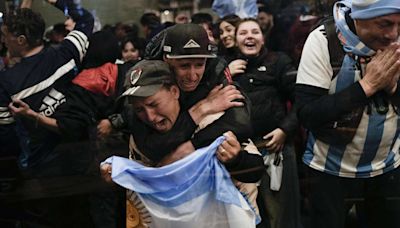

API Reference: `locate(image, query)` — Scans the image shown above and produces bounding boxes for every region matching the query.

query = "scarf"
[333,1,391,115]
[333,1,375,57]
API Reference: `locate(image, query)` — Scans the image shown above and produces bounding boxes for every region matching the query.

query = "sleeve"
[54,0,94,36]
[52,84,102,139]
[0,85,14,125]
[191,86,253,149]
[296,26,333,89]
[224,151,265,183]
[53,0,94,64]
[275,53,299,138]
[296,83,369,130]
[389,81,400,108]
[295,26,369,130]
[0,85,20,157]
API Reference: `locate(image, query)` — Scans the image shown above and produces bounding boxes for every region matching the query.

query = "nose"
[144,108,157,123]
[385,25,400,41]
[188,66,197,81]
[221,31,228,39]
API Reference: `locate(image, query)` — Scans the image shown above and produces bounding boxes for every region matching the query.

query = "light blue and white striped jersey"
[297,26,400,178]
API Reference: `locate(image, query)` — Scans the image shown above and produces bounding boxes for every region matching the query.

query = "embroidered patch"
[130,68,142,86]
[183,39,200,48]
[163,45,172,52]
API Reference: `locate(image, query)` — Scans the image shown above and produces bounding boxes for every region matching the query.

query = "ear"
[170,85,180,100]
[17,35,27,46]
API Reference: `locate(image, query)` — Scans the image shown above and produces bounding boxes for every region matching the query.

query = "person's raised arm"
[50,0,94,36]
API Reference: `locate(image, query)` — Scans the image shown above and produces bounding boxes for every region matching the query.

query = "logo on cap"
[130,68,142,86]
[183,39,201,49]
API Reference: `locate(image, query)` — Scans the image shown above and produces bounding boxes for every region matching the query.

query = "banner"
[212,0,258,18]
[104,136,256,228]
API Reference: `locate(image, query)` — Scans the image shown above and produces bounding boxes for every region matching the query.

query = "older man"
[296,0,400,228]
[0,0,94,226]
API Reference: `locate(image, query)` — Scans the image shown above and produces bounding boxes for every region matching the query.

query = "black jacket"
[128,57,253,162]
[232,49,298,140]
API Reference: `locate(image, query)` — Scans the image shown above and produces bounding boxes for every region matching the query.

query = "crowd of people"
[0,0,400,228]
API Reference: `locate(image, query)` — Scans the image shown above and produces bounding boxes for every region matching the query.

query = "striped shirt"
[297,25,400,178]
[0,30,89,169]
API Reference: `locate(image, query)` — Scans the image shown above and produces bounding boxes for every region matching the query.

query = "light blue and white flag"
[103,136,256,228]
[212,0,258,18]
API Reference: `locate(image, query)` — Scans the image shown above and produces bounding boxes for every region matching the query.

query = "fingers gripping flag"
[103,136,256,228]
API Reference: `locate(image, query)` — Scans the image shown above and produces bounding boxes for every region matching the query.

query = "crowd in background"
[1,0,400,228]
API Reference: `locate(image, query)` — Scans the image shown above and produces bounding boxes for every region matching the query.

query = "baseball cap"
[119,60,173,99]
[163,23,216,59]
[350,0,400,19]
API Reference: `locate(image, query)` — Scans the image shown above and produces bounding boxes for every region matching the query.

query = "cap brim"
[119,84,164,99]
[350,7,400,19]
[166,54,217,59]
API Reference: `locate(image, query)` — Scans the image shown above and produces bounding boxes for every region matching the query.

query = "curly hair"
[3,8,45,47]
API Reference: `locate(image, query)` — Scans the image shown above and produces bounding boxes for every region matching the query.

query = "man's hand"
[263,128,286,153]
[217,131,240,163]
[157,141,195,166]
[189,84,244,124]
[100,163,113,183]
[228,59,247,76]
[360,43,400,97]
[97,119,113,139]
[9,99,37,119]
[204,85,245,113]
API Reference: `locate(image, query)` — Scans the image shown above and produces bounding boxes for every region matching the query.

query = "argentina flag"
[103,136,256,228]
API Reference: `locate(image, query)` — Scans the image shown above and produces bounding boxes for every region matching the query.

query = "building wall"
[31,0,158,29]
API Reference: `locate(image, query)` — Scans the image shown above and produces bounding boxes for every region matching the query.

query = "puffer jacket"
[232,48,298,139]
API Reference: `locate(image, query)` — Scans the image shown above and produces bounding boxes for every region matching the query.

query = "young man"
[0,0,94,226]
[296,1,400,227]
[102,60,264,227]
[106,24,253,164]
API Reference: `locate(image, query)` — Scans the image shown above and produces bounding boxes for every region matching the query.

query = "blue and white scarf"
[333,1,375,58]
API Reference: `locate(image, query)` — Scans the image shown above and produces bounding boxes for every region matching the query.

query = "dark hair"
[217,14,241,29]
[258,6,274,15]
[82,31,120,69]
[3,8,45,47]
[235,18,262,36]
[217,14,241,54]
[191,13,213,24]
[121,36,145,59]
[140,13,160,29]
[191,12,214,32]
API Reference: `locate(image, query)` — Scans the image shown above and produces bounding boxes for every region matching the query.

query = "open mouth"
[244,42,256,48]
[153,119,166,129]
[183,82,198,90]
